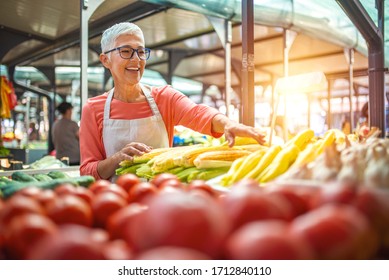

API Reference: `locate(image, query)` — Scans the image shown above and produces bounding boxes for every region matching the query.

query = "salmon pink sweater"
[79,85,223,179]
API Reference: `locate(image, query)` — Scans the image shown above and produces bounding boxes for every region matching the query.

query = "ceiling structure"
[0,0,387,110]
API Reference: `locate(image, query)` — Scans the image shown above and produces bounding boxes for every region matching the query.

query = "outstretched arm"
[211,114,266,147]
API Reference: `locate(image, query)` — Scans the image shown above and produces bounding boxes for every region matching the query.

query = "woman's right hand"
[114,142,153,163]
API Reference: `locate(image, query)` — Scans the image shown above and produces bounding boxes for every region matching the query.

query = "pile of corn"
[115,137,264,183]
[116,129,342,185]
[220,128,338,186]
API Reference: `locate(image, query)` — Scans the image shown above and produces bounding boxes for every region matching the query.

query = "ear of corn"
[193,150,251,169]
[176,145,233,167]
[284,129,315,150]
[245,145,282,180]
[135,164,154,179]
[221,136,259,146]
[257,144,300,183]
[133,147,174,164]
[226,148,268,184]
[116,163,144,175]
[290,140,322,169]
[193,160,233,169]
[234,144,268,153]
[194,167,230,181]
[220,155,249,186]
[316,130,336,154]
[150,145,202,173]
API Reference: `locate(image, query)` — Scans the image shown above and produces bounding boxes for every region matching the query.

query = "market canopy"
[0,0,387,98]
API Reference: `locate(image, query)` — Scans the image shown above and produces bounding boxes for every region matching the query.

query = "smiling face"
[100,31,146,87]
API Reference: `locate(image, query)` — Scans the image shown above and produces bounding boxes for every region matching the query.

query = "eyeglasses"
[104,45,151,60]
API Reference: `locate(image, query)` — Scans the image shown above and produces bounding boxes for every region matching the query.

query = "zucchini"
[1,175,95,199]
[11,171,38,183]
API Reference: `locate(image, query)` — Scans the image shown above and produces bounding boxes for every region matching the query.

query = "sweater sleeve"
[79,102,104,180]
[167,87,224,137]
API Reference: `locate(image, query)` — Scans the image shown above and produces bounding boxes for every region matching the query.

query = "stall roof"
[0,0,387,99]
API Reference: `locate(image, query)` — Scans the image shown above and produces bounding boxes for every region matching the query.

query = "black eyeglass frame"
[103,45,151,60]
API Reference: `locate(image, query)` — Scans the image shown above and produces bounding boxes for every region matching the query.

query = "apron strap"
[140,84,162,118]
[103,88,115,120]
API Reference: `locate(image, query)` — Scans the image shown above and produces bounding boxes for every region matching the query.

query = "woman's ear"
[100,53,110,68]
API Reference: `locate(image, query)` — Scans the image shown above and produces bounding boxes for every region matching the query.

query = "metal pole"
[225,20,232,118]
[241,0,255,126]
[336,0,386,137]
[348,48,355,130]
[80,0,104,111]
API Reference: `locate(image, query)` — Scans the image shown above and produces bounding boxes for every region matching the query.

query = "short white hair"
[101,22,144,53]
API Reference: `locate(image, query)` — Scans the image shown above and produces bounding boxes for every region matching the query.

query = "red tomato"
[94,184,129,201]
[265,186,311,218]
[72,187,94,205]
[90,228,110,244]
[135,246,211,260]
[125,191,230,258]
[91,192,127,228]
[187,180,216,197]
[54,183,78,195]
[316,181,357,207]
[289,204,374,259]
[46,195,93,227]
[115,174,140,192]
[128,182,158,204]
[159,179,184,190]
[0,196,45,229]
[14,187,43,199]
[55,184,94,205]
[27,224,105,260]
[150,173,179,188]
[4,213,57,259]
[107,203,148,240]
[220,186,293,231]
[225,220,315,260]
[36,190,57,208]
[88,180,112,194]
[102,240,133,260]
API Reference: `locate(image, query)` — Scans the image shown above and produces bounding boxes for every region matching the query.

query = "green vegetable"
[11,171,38,183]
[1,175,95,199]
[47,171,70,179]
[33,174,53,182]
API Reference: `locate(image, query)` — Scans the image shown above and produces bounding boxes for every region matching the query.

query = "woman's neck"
[113,83,145,103]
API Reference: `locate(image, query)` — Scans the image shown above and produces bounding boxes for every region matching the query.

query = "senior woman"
[79,22,265,180]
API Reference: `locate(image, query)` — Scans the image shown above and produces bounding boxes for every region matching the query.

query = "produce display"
[0,128,389,260]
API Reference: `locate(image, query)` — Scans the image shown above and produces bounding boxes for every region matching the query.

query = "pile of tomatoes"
[0,173,388,260]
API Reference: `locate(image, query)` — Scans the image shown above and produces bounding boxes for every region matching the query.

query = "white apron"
[102,84,169,179]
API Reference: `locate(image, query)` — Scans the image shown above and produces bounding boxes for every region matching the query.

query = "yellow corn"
[132,147,175,164]
[257,144,300,183]
[225,136,259,146]
[244,145,282,180]
[220,155,248,186]
[151,145,202,173]
[316,130,336,155]
[193,150,251,169]
[234,144,269,153]
[284,129,315,150]
[176,145,234,167]
[227,148,268,184]
[291,140,323,168]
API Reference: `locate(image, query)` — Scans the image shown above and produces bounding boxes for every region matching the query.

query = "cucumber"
[1,175,95,199]
[33,174,53,182]
[11,171,38,183]
[47,171,70,179]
